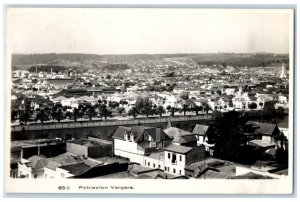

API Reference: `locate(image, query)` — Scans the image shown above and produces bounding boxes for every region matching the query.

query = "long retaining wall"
[11,115,212,132]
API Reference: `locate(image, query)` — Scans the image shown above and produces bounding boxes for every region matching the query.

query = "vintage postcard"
[4,7,294,194]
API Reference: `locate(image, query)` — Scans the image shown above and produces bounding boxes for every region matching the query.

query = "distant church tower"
[280,63,287,78]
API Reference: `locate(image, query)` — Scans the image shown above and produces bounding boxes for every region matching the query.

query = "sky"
[7,8,293,55]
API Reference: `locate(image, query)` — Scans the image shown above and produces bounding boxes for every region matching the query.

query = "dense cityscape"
[10,53,289,179]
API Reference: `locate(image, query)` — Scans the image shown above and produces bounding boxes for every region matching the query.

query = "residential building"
[112,126,172,164]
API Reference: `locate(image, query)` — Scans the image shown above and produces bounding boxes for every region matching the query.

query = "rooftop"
[232,172,274,179]
[59,162,93,176]
[146,152,165,160]
[193,124,210,136]
[196,169,231,179]
[249,140,276,148]
[164,144,193,154]
[163,127,197,144]
[246,121,280,136]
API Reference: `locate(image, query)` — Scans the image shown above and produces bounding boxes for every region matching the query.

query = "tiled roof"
[59,162,92,176]
[164,144,193,154]
[246,121,279,136]
[112,126,131,140]
[27,155,61,170]
[112,126,170,143]
[185,158,224,171]
[27,155,45,168]
[163,127,197,144]
[193,124,209,136]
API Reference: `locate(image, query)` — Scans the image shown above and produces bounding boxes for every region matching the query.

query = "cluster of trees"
[128,97,165,119]
[206,111,258,164]
[206,111,288,167]
[166,103,211,117]
[127,96,213,119]
[15,99,114,125]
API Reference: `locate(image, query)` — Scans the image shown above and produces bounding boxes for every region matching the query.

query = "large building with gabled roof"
[112,125,172,164]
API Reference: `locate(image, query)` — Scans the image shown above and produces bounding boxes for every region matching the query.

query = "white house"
[112,126,172,165]
[163,144,205,176]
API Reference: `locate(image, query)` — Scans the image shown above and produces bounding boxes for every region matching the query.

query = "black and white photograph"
[4,6,294,194]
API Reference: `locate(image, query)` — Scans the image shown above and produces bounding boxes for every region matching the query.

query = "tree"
[248,102,257,110]
[135,96,153,117]
[36,109,47,124]
[86,106,96,121]
[157,106,165,117]
[120,100,128,105]
[263,101,276,118]
[117,107,125,114]
[166,105,171,111]
[108,101,119,108]
[193,105,201,115]
[11,110,18,122]
[99,104,111,120]
[182,104,188,116]
[55,109,63,123]
[66,111,72,119]
[199,105,203,114]
[202,103,211,118]
[73,107,79,122]
[19,110,30,125]
[128,107,138,119]
[276,106,285,118]
[207,111,256,164]
[170,107,176,117]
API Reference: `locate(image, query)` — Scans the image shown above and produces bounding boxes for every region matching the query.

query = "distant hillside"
[192,53,289,67]
[11,53,199,65]
[12,53,102,65]
[11,53,289,68]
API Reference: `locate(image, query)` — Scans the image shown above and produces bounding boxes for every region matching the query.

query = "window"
[34,174,37,179]
[179,170,182,175]
[148,162,150,166]
[167,167,170,172]
[159,165,161,169]
[172,153,177,164]
[145,160,146,165]
[61,173,65,178]
[173,169,176,173]
[165,167,167,171]
[168,153,170,159]
[179,155,182,161]
[153,163,155,168]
